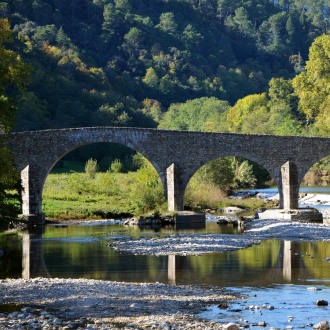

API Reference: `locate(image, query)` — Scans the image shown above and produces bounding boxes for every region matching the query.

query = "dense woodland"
[1,0,330,221]
[0,0,328,134]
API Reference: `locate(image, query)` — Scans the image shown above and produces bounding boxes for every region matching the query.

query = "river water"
[0,187,329,327]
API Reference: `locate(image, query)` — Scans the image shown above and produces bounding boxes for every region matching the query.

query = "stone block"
[257,208,323,222]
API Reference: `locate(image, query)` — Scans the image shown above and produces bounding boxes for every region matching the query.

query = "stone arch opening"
[299,155,330,209]
[42,142,166,220]
[301,155,330,187]
[184,155,277,211]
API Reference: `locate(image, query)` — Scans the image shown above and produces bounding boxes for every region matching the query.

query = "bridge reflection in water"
[20,231,325,285]
[165,242,302,285]
[22,231,51,280]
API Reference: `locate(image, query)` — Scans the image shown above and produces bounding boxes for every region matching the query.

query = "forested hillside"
[1,0,329,134]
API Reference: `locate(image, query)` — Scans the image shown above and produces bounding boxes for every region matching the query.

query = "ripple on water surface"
[199,284,330,328]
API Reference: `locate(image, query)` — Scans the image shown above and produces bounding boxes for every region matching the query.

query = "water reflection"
[22,233,29,279]
[4,223,328,287]
[168,255,176,285]
[283,240,292,281]
[22,230,51,279]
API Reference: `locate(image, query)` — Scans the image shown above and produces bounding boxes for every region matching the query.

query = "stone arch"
[41,141,166,218]
[182,154,277,209]
[41,141,164,192]
[184,153,278,192]
[9,128,167,222]
[41,141,164,190]
[297,155,330,209]
[300,155,330,187]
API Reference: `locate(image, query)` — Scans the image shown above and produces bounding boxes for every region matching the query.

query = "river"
[0,187,329,327]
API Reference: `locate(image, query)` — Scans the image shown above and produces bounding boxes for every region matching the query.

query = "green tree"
[31,24,58,47]
[102,3,122,38]
[159,97,230,132]
[85,158,98,179]
[157,12,178,34]
[0,18,30,228]
[226,93,270,134]
[122,27,144,57]
[292,35,330,133]
[0,2,9,17]
[231,157,257,188]
[196,158,234,191]
[226,7,253,35]
[182,24,203,49]
[257,13,286,54]
[130,155,165,214]
[56,26,72,48]
[114,0,132,13]
[143,67,159,88]
[217,0,235,24]
[141,98,163,123]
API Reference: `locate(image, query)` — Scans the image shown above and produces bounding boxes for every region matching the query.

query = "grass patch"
[43,171,166,219]
[185,179,275,211]
[43,171,274,220]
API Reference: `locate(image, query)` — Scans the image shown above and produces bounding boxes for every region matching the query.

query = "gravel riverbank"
[110,218,330,256]
[0,278,237,329]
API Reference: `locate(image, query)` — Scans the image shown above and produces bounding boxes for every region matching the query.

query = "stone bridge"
[6,127,330,223]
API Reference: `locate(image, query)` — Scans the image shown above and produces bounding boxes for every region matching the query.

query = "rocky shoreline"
[0,278,329,329]
[0,278,237,329]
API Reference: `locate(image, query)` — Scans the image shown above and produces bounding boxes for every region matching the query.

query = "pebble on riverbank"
[313,320,330,330]
[0,278,237,329]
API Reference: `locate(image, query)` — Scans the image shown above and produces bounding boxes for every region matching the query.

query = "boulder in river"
[313,320,329,330]
[223,206,245,213]
[316,300,328,306]
[223,323,239,330]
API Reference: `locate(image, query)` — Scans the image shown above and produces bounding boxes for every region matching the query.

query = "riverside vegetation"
[43,156,272,220]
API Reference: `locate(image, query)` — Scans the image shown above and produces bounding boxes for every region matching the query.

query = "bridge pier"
[20,165,45,224]
[280,161,299,209]
[166,163,184,211]
[258,161,323,222]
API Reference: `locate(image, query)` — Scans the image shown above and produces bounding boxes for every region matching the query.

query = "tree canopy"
[0,0,329,132]
[292,34,330,134]
[0,18,30,227]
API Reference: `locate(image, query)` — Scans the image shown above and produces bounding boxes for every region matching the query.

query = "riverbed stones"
[0,278,236,329]
[313,320,329,330]
[316,300,328,306]
[222,207,245,213]
[258,321,267,327]
[222,322,239,330]
[256,208,323,222]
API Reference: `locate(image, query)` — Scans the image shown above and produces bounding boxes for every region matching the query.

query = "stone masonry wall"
[7,127,330,218]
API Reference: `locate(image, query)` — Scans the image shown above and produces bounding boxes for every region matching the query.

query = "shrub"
[110,159,123,173]
[85,158,98,179]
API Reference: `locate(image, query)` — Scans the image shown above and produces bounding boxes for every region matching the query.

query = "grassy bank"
[43,170,274,220]
[43,171,166,219]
